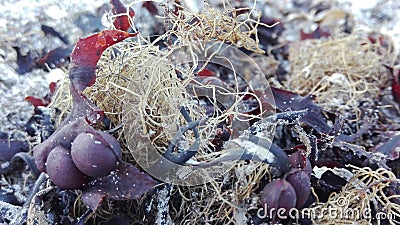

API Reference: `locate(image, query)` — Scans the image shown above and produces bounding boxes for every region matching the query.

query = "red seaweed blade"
[82,162,157,211]
[111,0,135,31]
[69,30,136,93]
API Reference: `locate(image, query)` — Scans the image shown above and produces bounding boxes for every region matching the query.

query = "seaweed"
[31,28,154,212]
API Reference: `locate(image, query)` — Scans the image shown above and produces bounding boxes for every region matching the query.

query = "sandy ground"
[0,0,108,131]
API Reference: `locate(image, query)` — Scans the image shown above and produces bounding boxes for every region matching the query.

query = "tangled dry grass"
[286,32,397,125]
[309,165,400,225]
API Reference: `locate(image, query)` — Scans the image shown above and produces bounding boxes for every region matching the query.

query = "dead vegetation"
[25,0,400,224]
[287,32,396,125]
